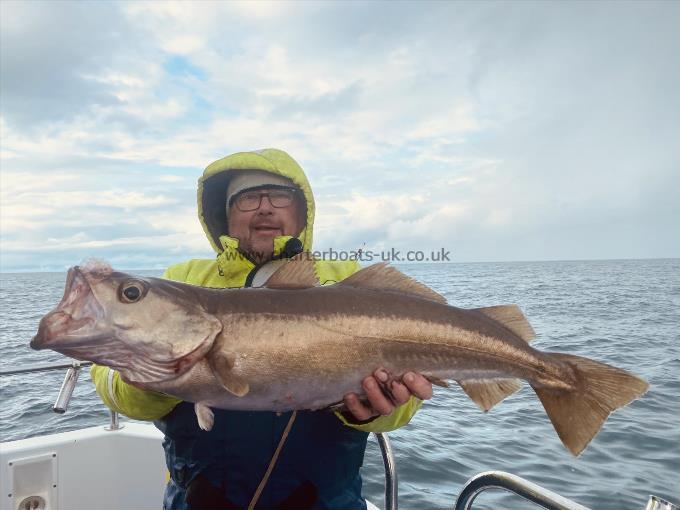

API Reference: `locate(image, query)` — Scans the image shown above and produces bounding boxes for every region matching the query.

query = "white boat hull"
[0,423,381,510]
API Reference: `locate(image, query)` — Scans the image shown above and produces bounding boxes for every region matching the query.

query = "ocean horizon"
[2,256,678,275]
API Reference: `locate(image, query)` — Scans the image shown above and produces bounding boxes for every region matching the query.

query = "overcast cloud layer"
[1,1,678,272]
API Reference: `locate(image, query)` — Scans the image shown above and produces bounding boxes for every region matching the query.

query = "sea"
[1,259,678,509]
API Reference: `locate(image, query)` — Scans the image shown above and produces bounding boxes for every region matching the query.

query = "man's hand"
[343,368,433,422]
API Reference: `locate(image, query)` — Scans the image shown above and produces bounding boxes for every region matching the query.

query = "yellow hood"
[198,148,315,254]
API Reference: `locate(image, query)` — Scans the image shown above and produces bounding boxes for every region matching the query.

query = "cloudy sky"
[1,1,678,272]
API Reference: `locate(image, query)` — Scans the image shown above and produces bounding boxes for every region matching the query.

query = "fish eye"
[119,280,147,303]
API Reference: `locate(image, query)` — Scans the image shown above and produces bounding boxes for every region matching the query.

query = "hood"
[198,148,315,254]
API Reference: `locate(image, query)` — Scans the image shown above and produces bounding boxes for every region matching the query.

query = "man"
[91,148,432,510]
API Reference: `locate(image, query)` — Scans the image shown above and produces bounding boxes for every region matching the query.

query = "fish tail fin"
[532,353,648,456]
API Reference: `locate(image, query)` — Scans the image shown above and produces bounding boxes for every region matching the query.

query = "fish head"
[31,260,222,385]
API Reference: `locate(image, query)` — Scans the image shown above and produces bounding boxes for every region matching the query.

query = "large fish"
[31,259,648,455]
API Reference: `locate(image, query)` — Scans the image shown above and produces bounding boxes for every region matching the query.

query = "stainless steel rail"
[0,360,92,376]
[53,364,82,413]
[454,471,590,510]
[0,359,121,429]
[376,432,398,510]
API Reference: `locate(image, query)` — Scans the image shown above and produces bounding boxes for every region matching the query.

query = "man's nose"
[256,195,275,213]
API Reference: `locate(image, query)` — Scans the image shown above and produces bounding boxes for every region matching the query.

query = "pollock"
[31,258,648,455]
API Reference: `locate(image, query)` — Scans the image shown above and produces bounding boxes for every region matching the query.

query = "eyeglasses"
[230,188,299,212]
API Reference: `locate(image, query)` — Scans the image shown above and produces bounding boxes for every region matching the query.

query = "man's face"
[227,187,305,263]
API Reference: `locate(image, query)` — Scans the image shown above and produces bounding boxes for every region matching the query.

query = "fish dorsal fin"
[250,259,289,288]
[338,263,447,304]
[458,378,522,412]
[264,254,318,289]
[473,304,536,342]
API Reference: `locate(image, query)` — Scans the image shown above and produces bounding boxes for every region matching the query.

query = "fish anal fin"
[208,351,250,397]
[458,378,522,411]
[265,254,318,289]
[533,352,648,456]
[424,375,450,388]
[339,263,447,304]
[474,305,536,342]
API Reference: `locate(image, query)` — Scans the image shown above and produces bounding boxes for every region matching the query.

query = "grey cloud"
[266,82,363,120]
[324,2,680,261]
[259,2,457,55]
[2,197,209,272]
[1,1,145,129]
[34,221,166,243]
[4,153,199,195]
[1,241,212,273]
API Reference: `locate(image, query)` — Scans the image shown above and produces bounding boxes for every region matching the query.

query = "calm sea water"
[1,259,679,509]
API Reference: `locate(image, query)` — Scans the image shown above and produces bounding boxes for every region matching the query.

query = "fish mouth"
[31,266,107,352]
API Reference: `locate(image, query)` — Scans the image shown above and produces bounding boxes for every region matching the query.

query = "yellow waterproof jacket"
[91,148,421,433]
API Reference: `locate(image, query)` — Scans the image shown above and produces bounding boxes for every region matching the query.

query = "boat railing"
[453,471,590,510]
[1,360,121,431]
[453,471,679,510]
[0,360,398,509]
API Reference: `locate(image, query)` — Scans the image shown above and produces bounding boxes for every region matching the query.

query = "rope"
[247,410,298,510]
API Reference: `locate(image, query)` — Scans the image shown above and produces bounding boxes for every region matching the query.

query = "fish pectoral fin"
[195,402,215,431]
[458,378,522,412]
[265,254,319,289]
[472,305,536,342]
[338,263,447,303]
[208,351,250,397]
[533,352,649,456]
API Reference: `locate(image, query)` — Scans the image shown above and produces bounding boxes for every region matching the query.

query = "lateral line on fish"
[305,318,556,380]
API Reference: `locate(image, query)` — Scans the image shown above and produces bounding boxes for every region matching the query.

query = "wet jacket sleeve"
[334,396,423,433]
[90,364,180,421]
